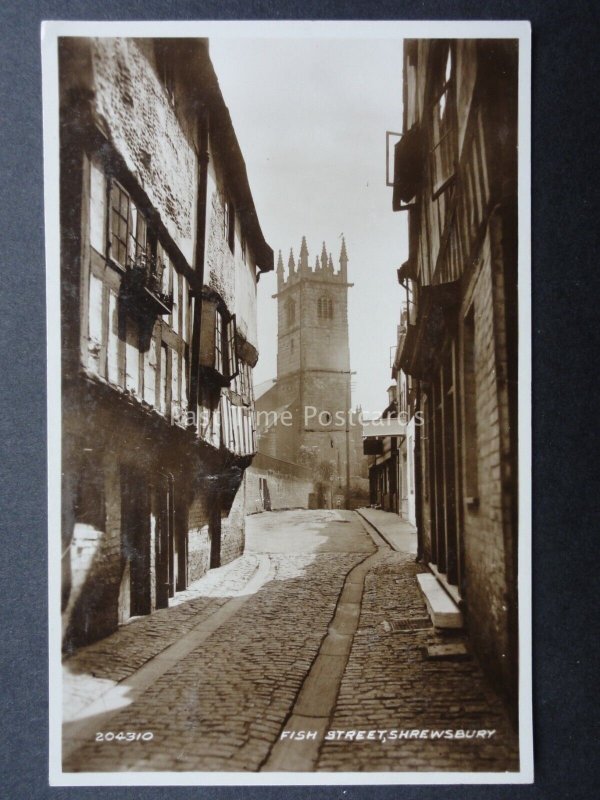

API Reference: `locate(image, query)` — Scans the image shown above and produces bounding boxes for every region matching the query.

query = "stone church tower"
[271,236,354,498]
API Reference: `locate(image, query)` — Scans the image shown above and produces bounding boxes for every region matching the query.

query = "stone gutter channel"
[260,515,389,772]
[62,554,273,762]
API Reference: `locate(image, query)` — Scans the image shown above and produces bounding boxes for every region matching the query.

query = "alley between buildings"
[62,509,518,774]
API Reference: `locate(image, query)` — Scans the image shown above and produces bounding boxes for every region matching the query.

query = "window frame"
[109,179,131,269]
[430,43,457,200]
[86,162,187,420]
[317,295,333,320]
[225,313,239,381]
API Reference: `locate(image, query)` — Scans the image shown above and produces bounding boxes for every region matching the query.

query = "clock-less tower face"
[274,237,352,476]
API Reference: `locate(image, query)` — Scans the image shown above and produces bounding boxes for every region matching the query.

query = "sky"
[209,37,408,417]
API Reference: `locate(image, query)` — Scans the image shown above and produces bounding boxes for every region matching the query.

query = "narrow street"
[62,509,518,773]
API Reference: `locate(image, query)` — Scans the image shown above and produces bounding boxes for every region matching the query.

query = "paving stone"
[63,519,364,771]
[61,510,519,774]
[315,549,519,773]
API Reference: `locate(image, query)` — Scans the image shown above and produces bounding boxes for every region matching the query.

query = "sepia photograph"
[43,20,532,785]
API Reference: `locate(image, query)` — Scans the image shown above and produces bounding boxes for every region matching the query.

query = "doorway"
[209,501,222,569]
[121,465,151,618]
[154,473,175,610]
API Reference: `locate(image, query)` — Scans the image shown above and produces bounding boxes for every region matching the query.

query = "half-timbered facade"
[59,37,273,649]
[392,39,519,716]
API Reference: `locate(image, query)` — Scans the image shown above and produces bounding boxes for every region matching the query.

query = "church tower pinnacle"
[299,236,309,273]
[276,249,284,289]
[321,242,329,273]
[339,236,348,280]
[269,235,354,506]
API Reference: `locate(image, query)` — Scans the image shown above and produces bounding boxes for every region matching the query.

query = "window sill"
[417,572,463,630]
[427,561,462,607]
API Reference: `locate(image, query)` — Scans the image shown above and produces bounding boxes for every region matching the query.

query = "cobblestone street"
[62,509,518,774]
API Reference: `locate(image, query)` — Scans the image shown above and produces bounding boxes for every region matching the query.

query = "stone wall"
[187,491,211,584]
[90,38,197,263]
[62,449,123,650]
[245,453,313,513]
[221,478,247,564]
[205,142,259,349]
[187,478,246,581]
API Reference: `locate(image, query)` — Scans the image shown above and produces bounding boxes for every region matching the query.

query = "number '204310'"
[95,731,154,742]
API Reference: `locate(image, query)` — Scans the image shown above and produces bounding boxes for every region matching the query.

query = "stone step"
[416,573,464,629]
[426,642,470,660]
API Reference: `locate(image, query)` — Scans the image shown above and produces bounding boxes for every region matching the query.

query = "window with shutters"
[200,299,239,385]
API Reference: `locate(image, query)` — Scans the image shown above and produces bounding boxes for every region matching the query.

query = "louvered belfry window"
[317,296,333,320]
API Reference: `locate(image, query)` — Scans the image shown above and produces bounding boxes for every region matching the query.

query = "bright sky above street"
[210,36,408,416]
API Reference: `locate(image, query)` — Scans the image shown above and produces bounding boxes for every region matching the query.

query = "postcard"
[43,19,532,786]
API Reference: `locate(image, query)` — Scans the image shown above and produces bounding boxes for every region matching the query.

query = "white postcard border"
[43,18,533,786]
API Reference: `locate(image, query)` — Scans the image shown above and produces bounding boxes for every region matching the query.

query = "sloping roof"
[254,378,277,400]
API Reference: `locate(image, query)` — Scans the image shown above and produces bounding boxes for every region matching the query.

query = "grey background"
[1,1,598,798]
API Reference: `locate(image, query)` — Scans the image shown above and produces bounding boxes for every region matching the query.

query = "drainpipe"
[189,106,210,416]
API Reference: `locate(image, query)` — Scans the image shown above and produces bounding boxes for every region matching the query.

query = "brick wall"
[416,227,514,702]
[419,394,433,561]
[461,226,513,699]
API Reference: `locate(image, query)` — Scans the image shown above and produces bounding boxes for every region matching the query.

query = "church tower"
[273,236,353,501]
